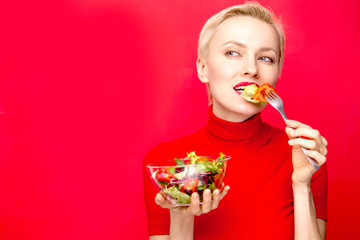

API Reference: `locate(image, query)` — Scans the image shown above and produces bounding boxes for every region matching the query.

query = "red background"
[0,0,359,239]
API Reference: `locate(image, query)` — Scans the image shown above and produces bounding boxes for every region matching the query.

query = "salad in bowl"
[147,152,230,206]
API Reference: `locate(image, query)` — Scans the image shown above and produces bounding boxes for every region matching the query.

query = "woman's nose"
[241,57,258,78]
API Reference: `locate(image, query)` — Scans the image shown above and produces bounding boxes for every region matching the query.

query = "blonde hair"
[198,2,285,70]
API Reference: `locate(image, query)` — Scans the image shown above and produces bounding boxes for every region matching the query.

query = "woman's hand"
[285,120,328,185]
[155,185,230,217]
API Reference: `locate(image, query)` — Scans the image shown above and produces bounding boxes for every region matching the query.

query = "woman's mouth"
[233,82,259,95]
[234,86,245,94]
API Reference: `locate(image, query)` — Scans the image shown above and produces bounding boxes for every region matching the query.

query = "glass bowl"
[147,152,230,206]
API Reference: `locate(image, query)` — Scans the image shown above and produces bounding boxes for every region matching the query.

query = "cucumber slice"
[241,84,260,103]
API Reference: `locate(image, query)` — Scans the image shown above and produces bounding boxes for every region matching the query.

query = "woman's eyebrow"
[221,41,278,54]
[258,47,278,54]
[221,41,246,48]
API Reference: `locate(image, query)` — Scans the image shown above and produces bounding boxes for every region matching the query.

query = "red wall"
[0,0,359,239]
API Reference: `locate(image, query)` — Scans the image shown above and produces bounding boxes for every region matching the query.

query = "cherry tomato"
[214,168,224,188]
[180,178,199,195]
[253,83,277,103]
[155,168,175,185]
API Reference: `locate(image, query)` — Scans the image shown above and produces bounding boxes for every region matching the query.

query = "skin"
[151,16,328,240]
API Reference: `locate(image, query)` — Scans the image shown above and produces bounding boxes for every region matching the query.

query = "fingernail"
[289,131,295,136]
[288,140,294,145]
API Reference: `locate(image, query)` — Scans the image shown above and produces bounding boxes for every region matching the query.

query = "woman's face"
[197,16,280,122]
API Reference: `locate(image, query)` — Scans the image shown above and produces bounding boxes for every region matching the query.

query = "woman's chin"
[232,100,264,113]
[212,101,264,122]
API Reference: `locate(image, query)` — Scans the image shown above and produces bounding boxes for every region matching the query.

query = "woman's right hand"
[155,185,230,217]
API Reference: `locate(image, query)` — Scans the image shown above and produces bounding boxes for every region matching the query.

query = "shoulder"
[143,127,206,165]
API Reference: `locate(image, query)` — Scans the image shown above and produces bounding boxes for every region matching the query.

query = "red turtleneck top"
[143,108,327,239]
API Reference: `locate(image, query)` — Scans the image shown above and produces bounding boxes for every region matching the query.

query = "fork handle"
[289,127,320,171]
[300,147,320,171]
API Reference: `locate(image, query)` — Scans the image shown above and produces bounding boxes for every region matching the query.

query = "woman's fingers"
[201,189,212,214]
[156,192,179,210]
[211,189,221,209]
[285,122,328,157]
[288,127,320,140]
[189,193,202,216]
[288,137,317,150]
[155,185,230,217]
[155,192,166,206]
[288,137,328,156]
[285,119,311,129]
[321,136,328,148]
[305,150,327,165]
[220,185,230,200]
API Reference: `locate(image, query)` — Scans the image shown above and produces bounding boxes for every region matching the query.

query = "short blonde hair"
[198,2,285,70]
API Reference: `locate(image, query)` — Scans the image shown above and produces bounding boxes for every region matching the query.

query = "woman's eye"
[259,56,274,63]
[226,51,240,57]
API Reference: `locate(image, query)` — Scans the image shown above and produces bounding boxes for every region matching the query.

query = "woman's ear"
[196,58,209,83]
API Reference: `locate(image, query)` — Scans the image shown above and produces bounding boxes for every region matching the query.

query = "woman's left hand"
[285,120,328,185]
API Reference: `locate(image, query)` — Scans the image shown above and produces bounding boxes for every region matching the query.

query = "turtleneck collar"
[206,106,264,142]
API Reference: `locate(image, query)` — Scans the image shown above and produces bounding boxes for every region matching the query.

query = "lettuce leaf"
[164,186,191,204]
[196,162,220,174]
[216,152,226,160]
[174,158,185,166]
[241,84,261,103]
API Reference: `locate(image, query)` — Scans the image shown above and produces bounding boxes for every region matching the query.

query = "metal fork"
[265,91,320,171]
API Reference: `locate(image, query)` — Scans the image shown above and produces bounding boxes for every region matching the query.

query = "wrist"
[170,210,194,221]
[292,181,311,194]
[169,211,194,240]
[292,174,311,189]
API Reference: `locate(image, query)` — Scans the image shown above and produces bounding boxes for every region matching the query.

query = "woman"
[143,2,328,239]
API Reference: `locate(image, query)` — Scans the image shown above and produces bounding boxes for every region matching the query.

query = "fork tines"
[266,91,278,100]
